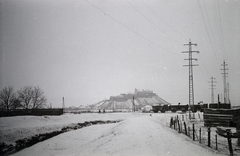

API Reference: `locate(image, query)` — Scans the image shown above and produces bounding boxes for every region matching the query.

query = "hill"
[85,89,170,112]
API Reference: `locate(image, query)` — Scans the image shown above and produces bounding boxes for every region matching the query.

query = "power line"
[197,0,221,65]
[141,1,188,42]
[201,0,226,62]
[126,0,183,45]
[210,0,226,61]
[202,0,216,47]
[214,0,226,60]
[85,0,178,56]
[198,54,211,76]
[212,0,223,58]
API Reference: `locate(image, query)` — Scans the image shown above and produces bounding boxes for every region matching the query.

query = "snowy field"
[0,113,139,145]
[0,113,227,156]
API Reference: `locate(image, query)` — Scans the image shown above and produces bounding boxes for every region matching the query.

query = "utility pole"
[209,77,217,103]
[218,94,220,104]
[62,97,65,109]
[182,39,199,113]
[221,61,228,104]
[113,101,115,112]
[227,83,230,104]
[132,96,135,112]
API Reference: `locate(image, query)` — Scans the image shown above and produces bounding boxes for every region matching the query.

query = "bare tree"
[32,86,47,109]
[12,99,22,109]
[18,86,47,112]
[18,86,33,112]
[0,86,16,113]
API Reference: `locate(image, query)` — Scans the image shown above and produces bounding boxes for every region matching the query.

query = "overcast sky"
[1,0,240,107]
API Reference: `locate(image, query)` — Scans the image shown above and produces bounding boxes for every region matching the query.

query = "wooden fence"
[0,109,63,117]
[169,113,240,156]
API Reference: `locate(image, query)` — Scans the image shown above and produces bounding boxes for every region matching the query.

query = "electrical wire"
[202,0,217,48]
[85,0,179,56]
[212,0,224,59]
[141,1,188,42]
[202,0,226,63]
[197,0,221,66]
[214,0,226,60]
[126,0,183,45]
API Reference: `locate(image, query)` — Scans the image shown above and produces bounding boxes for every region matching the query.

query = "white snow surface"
[0,113,138,145]
[1,113,225,156]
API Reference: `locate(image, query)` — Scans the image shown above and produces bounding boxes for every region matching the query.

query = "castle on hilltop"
[85,89,170,112]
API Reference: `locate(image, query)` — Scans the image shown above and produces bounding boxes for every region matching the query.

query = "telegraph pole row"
[182,39,199,114]
[209,77,217,103]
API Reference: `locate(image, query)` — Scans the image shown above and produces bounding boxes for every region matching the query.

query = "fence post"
[208,127,211,147]
[199,128,201,143]
[182,114,184,121]
[215,134,218,150]
[178,120,181,133]
[193,123,195,141]
[180,121,182,132]
[237,119,240,146]
[188,126,191,137]
[170,117,173,128]
[227,130,233,156]
[170,118,171,128]
[184,122,187,136]
[174,119,176,130]
[175,118,178,130]
[238,127,240,147]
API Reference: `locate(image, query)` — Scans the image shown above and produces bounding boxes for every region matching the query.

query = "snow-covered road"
[11,114,224,156]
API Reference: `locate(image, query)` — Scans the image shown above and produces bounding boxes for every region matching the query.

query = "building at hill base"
[85,89,170,112]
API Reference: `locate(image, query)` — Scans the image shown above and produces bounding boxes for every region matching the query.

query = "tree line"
[0,86,47,114]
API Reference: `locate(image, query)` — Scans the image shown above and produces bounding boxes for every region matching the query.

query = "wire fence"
[169,113,240,156]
